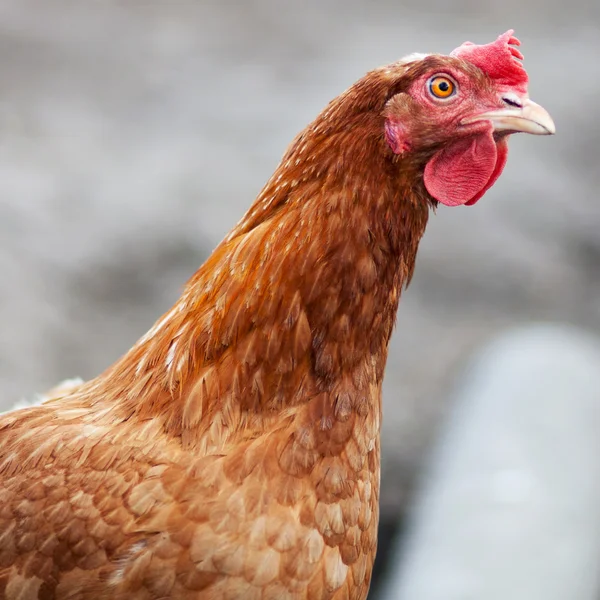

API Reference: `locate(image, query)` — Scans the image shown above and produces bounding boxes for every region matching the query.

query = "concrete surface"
[380,324,600,600]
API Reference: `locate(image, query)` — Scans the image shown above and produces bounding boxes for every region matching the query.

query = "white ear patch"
[398,52,430,65]
[383,53,430,76]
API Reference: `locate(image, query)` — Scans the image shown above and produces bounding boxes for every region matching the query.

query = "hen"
[0,31,553,599]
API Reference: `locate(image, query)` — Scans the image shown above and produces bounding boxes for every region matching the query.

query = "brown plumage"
[0,32,553,599]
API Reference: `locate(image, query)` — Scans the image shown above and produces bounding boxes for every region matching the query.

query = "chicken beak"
[462,98,555,135]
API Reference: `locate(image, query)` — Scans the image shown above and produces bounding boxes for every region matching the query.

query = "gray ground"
[0,0,598,525]
[381,324,600,600]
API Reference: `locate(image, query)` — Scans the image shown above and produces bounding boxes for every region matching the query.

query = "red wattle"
[423,130,506,207]
[465,137,508,205]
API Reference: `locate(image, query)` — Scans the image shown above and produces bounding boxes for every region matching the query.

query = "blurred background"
[1,1,599,597]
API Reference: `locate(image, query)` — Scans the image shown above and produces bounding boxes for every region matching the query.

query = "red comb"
[450,30,528,94]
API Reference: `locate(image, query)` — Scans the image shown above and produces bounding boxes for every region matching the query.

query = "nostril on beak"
[502,96,523,108]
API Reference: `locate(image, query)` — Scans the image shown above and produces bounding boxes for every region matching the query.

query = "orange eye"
[428,75,456,99]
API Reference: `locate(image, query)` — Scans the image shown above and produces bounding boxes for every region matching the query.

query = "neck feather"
[81,98,431,451]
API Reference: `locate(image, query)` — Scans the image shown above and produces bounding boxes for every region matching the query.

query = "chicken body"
[0,32,553,599]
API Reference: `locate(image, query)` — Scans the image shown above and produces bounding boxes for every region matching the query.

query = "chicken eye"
[428,75,456,99]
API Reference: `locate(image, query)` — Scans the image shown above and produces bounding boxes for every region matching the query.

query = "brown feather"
[0,49,517,599]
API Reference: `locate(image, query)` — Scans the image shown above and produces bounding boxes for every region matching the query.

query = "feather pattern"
[0,31,551,599]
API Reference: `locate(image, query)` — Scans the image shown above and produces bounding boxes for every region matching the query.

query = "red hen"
[0,31,553,600]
